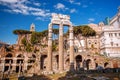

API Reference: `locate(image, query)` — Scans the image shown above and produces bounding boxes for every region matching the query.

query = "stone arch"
[16,54,24,73]
[4,53,13,72]
[86,59,91,70]
[6,53,13,57]
[75,55,82,70]
[32,54,36,58]
[104,62,109,68]
[55,55,59,70]
[40,55,47,70]
[65,58,70,70]
[28,53,36,63]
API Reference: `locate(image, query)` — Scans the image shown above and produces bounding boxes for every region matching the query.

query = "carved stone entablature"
[51,13,71,26]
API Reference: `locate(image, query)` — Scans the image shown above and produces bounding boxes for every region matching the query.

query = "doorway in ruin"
[75,55,82,70]
[40,55,47,70]
[28,54,36,63]
[65,58,70,70]
[16,54,24,73]
[104,62,109,68]
[55,55,59,70]
[86,59,91,70]
[5,53,13,72]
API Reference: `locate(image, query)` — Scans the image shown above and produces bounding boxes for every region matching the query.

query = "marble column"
[69,26,74,71]
[47,23,53,71]
[59,23,64,71]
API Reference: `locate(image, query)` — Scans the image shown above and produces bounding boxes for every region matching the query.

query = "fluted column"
[47,23,53,71]
[59,23,64,71]
[69,26,74,71]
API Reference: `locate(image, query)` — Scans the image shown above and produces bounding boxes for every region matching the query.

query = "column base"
[69,62,75,72]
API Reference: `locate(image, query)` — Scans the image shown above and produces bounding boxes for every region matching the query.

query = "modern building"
[100,7,120,57]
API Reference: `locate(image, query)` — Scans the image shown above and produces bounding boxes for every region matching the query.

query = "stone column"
[59,23,64,71]
[12,57,16,72]
[23,57,28,72]
[18,61,22,76]
[8,60,12,72]
[47,23,53,71]
[1,58,5,72]
[69,26,74,71]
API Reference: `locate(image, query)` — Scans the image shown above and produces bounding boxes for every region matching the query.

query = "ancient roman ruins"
[0,9,120,75]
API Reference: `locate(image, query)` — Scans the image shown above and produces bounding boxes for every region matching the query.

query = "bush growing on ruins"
[21,37,27,46]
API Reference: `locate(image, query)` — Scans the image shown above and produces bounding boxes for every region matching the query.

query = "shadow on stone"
[25,74,51,80]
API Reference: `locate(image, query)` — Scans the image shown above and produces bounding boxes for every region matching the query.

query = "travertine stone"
[59,24,64,71]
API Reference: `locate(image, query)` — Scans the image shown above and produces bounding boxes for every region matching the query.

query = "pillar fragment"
[47,23,53,71]
[69,26,74,71]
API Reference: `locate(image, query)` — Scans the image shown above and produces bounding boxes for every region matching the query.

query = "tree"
[21,37,27,46]
[73,25,96,51]
[13,29,31,35]
[13,29,32,45]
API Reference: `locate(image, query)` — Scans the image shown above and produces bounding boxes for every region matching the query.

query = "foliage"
[42,30,48,37]
[31,32,41,45]
[53,29,59,35]
[21,37,27,46]
[26,43,32,52]
[13,29,31,35]
[21,37,32,52]
[73,25,96,37]
[80,25,96,37]
[52,41,58,51]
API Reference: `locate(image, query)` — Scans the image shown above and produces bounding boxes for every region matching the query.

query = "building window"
[111,42,113,46]
[109,33,113,37]
[116,44,118,46]
[114,33,117,37]
[88,40,91,44]
[94,40,97,44]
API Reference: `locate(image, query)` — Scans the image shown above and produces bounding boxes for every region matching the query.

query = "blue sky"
[0,0,120,44]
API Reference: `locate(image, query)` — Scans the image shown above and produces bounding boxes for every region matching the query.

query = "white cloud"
[54,3,68,10]
[0,0,51,17]
[68,0,81,5]
[0,0,18,3]
[54,3,65,9]
[33,2,41,6]
[88,18,95,23]
[69,0,74,3]
[70,9,77,13]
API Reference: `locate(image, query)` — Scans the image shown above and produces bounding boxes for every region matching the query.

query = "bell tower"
[30,23,35,32]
